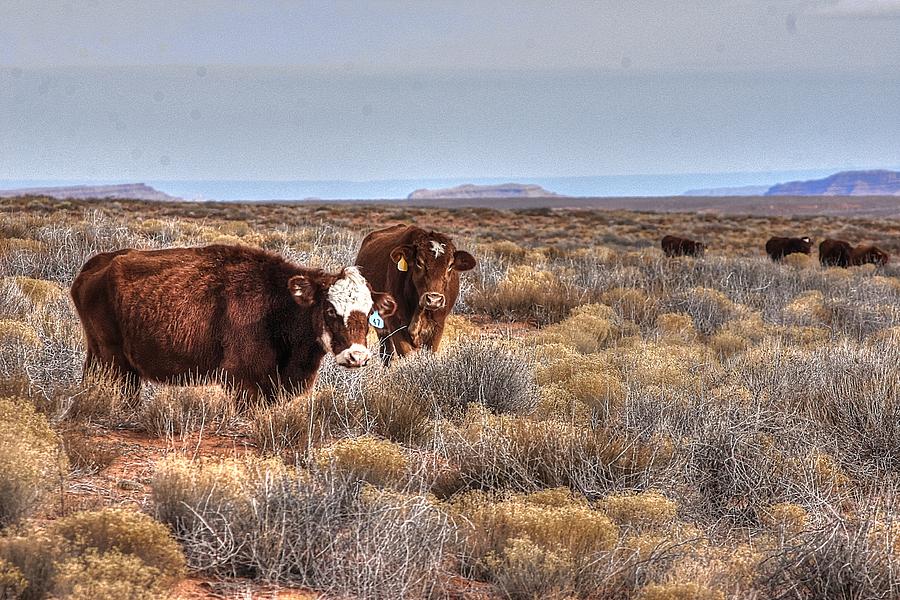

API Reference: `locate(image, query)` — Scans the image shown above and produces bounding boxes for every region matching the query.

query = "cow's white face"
[288,266,396,368]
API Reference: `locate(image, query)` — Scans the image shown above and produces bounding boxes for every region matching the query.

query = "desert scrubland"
[2,195,900,599]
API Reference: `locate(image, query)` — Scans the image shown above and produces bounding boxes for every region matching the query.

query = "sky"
[2,1,900,195]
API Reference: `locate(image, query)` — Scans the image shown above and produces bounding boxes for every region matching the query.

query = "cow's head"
[288,267,396,367]
[389,232,476,311]
[861,246,890,266]
[797,237,813,253]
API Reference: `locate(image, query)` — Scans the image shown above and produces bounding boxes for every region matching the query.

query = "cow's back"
[72,245,288,382]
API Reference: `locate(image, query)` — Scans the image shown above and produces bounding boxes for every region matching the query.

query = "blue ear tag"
[369,311,384,329]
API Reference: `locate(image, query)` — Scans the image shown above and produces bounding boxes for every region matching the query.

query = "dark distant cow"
[766,236,813,261]
[850,245,890,267]
[355,224,476,362]
[661,235,706,257]
[819,239,852,267]
[71,245,396,401]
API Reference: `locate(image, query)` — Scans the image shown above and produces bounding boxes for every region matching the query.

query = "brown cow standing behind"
[850,245,890,267]
[819,239,852,267]
[661,235,706,257]
[71,244,396,400]
[355,225,476,362]
[765,236,813,261]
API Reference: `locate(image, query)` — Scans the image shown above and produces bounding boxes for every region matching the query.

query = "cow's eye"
[447,264,453,273]
[326,306,337,318]
[416,259,426,269]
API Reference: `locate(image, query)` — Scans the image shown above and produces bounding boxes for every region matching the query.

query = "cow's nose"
[423,292,446,310]
[346,347,371,367]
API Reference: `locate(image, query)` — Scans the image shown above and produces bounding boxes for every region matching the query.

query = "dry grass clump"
[453,490,618,598]
[535,303,623,353]
[367,338,538,429]
[0,319,40,348]
[638,582,725,600]
[602,286,661,327]
[758,511,900,599]
[0,557,27,598]
[52,550,167,600]
[597,490,678,531]
[60,426,120,474]
[152,457,453,598]
[316,436,409,488]
[439,406,670,494]
[468,264,587,324]
[0,510,184,600]
[669,287,746,335]
[251,387,358,455]
[2,277,64,306]
[440,314,481,345]
[139,383,236,437]
[533,346,626,420]
[48,508,185,582]
[761,502,809,535]
[655,312,698,344]
[0,398,66,528]
[53,366,129,423]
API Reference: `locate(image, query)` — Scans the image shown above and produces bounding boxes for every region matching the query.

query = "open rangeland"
[3,195,900,599]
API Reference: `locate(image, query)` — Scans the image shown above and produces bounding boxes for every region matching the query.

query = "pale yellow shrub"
[602,287,660,326]
[536,303,620,353]
[0,320,40,348]
[483,537,575,599]
[53,550,168,600]
[785,291,829,325]
[441,314,480,345]
[49,508,185,582]
[2,277,64,305]
[708,331,749,359]
[598,490,678,530]
[0,557,26,598]
[0,398,67,527]
[656,312,697,344]
[533,384,592,423]
[783,253,812,268]
[639,582,725,600]
[454,491,619,562]
[761,502,808,534]
[316,436,409,487]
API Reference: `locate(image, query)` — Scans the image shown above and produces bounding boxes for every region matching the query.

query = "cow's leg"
[392,335,418,357]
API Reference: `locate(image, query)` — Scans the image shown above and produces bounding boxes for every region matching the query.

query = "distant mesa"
[0,183,180,202]
[683,185,770,197]
[765,170,900,196]
[407,183,565,200]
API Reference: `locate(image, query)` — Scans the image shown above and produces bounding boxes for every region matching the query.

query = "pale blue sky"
[2,1,900,190]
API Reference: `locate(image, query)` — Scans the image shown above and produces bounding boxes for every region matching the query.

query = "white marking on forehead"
[429,240,446,258]
[327,266,373,324]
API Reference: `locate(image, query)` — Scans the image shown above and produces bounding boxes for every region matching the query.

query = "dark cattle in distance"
[71,244,396,401]
[661,235,706,257]
[766,236,813,261]
[355,224,476,362]
[819,239,853,267]
[850,245,890,267]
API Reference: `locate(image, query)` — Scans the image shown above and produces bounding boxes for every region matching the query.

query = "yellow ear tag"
[397,256,408,272]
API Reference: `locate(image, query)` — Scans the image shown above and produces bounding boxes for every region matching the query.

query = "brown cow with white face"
[71,244,396,401]
[355,224,476,362]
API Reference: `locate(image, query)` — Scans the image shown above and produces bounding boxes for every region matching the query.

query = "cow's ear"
[288,274,319,306]
[372,291,397,317]
[390,245,414,271]
[453,250,476,271]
